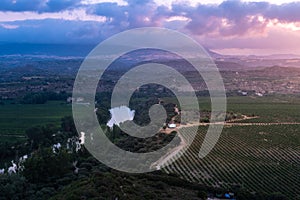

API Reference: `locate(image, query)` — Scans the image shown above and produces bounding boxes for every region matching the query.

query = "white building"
[168,124,176,129]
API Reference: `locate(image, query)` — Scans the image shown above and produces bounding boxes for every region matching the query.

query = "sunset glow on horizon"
[0,0,299,55]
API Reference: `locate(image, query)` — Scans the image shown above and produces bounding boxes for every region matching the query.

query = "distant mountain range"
[206,49,300,60]
[0,43,95,58]
[1,43,300,72]
[1,42,300,60]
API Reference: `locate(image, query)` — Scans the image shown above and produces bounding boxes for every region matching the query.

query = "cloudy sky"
[0,0,300,55]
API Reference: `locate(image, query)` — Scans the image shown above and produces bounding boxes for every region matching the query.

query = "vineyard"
[157,96,300,198]
[160,125,300,198]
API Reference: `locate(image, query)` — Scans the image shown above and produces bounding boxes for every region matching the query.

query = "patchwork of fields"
[1,96,300,197]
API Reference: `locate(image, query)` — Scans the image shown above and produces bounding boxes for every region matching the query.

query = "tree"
[61,116,76,134]
[23,148,71,183]
[0,174,27,199]
[198,191,208,199]
[21,93,48,104]
[25,124,58,149]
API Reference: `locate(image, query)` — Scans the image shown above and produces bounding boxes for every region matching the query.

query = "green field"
[165,95,300,123]
[0,101,72,139]
[226,96,300,123]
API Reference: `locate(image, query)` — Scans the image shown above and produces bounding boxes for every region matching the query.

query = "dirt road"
[150,114,300,170]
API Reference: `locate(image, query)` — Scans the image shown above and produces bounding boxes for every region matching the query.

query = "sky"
[0,0,300,55]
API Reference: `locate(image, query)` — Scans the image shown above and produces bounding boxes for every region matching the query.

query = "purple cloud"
[174,0,300,37]
[87,0,171,30]
[265,2,300,22]
[171,1,253,36]
[0,0,300,46]
[83,0,300,39]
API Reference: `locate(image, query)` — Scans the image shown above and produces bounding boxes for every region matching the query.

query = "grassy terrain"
[2,95,299,137]
[165,95,300,123]
[0,101,71,138]
[226,96,300,123]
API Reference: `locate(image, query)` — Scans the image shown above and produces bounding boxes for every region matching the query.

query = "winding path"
[150,132,186,170]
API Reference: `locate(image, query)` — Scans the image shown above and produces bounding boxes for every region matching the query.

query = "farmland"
[0,101,71,144]
[1,95,300,198]
[162,125,300,198]
[159,95,300,198]
[165,95,300,123]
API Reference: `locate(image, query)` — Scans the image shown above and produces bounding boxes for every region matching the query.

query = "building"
[168,123,176,129]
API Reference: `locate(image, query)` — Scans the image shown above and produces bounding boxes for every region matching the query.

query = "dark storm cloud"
[0,19,106,44]
[0,0,81,13]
